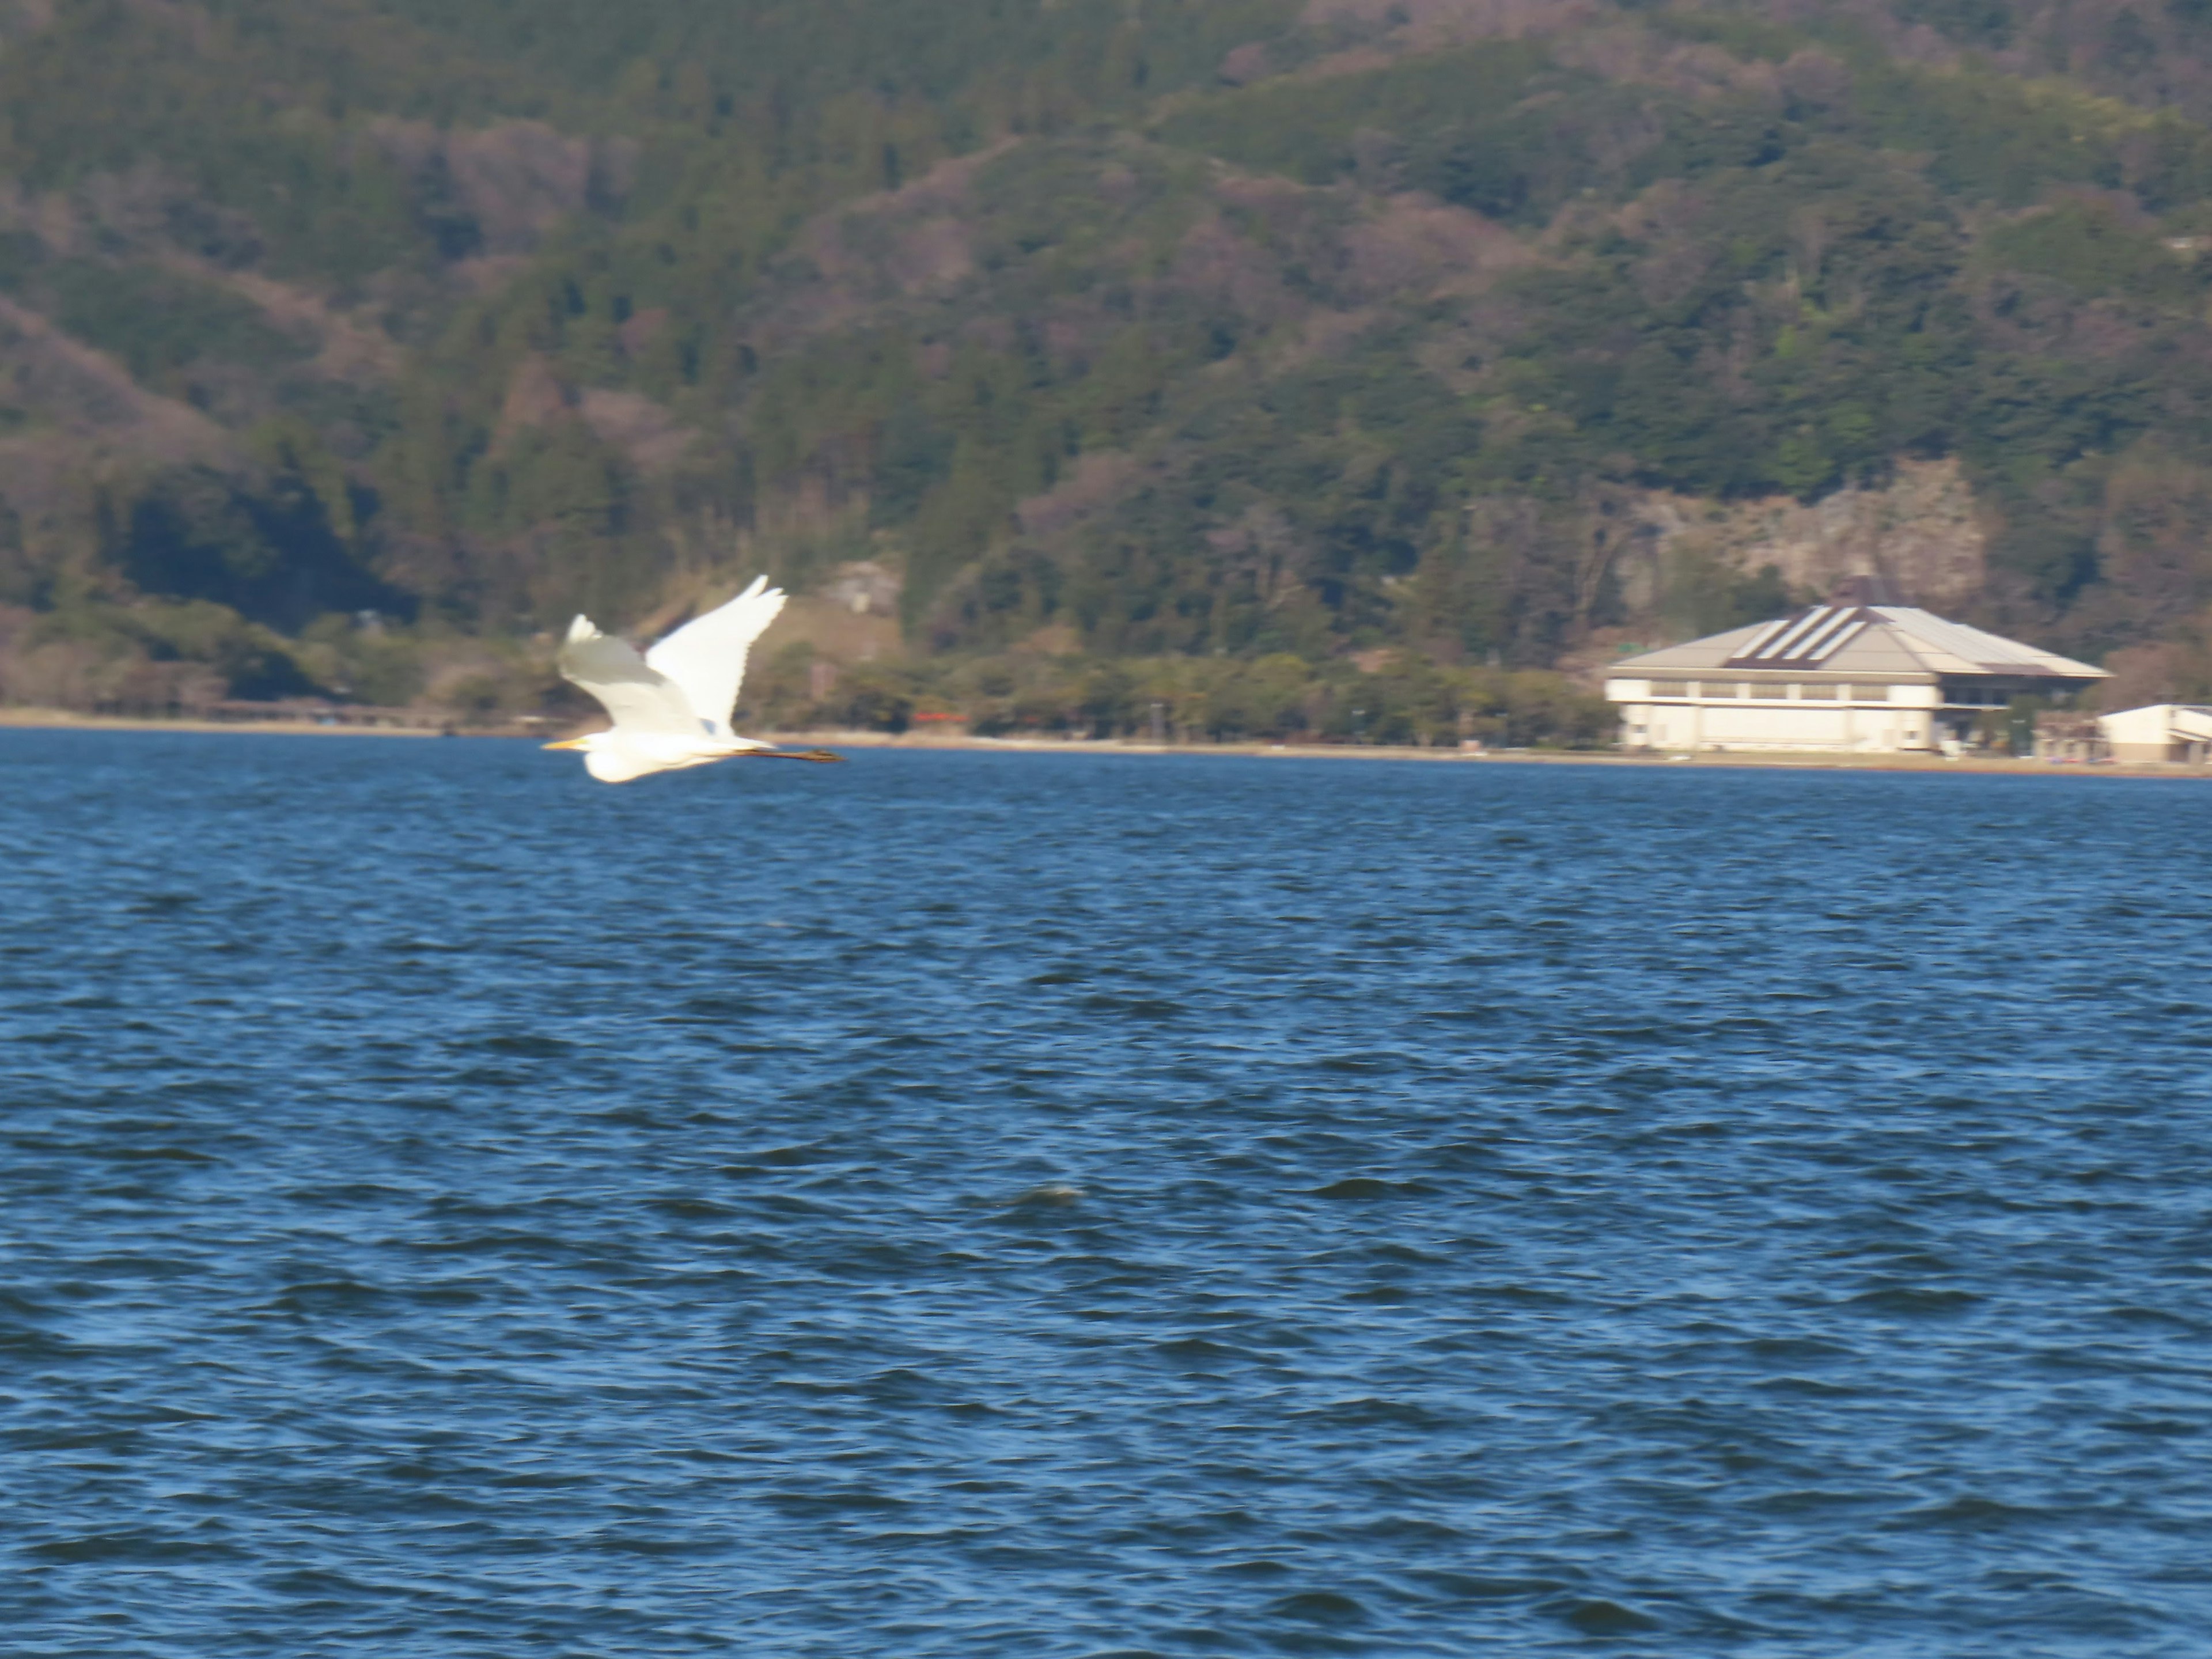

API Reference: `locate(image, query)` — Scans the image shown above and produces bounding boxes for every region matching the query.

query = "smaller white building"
[1605,582,2107,755]
[2098,704,2212,764]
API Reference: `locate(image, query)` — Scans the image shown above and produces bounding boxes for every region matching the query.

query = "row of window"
[1644,681,1895,702]
[1628,724,1928,744]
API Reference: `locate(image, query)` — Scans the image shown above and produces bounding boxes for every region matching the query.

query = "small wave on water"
[2,730,2209,1656]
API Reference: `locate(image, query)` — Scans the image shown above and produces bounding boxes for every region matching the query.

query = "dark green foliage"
[47,263,311,387]
[1896,0,2018,48]
[1160,43,1574,203]
[352,0,1296,112]
[107,463,392,632]
[1982,198,2205,305]
[0,232,39,290]
[296,613,428,706]
[740,645,1613,748]
[0,495,28,606]
[1468,142,1972,502]
[27,599,316,700]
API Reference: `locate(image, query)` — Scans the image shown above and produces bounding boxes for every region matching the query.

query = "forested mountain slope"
[8,0,2212,730]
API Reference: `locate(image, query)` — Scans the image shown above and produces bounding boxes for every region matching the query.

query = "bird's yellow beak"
[542,737,590,750]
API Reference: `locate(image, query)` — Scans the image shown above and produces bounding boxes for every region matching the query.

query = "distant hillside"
[7,0,2212,728]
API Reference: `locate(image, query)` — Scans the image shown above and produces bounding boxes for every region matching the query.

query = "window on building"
[1798,684,1839,700]
[1648,679,1692,698]
[1696,681,1744,699]
[1850,685,1892,702]
[1748,683,1787,700]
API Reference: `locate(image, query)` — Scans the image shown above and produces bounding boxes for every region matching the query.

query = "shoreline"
[0,707,447,738]
[775,730,2212,778]
[6,706,2207,778]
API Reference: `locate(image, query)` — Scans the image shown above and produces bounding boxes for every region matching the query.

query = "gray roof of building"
[1609,605,2107,680]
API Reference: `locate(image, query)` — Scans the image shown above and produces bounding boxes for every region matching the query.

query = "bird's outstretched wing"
[559,615,703,734]
[644,575,787,737]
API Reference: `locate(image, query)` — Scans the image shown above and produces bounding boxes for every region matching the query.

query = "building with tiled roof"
[1604,579,2107,755]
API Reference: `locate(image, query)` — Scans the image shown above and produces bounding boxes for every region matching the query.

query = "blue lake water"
[3,730,2209,1656]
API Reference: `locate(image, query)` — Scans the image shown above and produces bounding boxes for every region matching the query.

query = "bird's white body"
[548,576,840,782]
[565,726,773,785]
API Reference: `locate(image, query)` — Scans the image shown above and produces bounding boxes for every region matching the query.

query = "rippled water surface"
[5,730,2211,1656]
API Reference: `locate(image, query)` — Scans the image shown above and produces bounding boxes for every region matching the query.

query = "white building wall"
[1605,677,1936,753]
[2101,705,2175,749]
[2099,704,2212,763]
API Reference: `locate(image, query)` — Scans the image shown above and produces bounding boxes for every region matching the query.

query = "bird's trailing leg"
[744,748,845,762]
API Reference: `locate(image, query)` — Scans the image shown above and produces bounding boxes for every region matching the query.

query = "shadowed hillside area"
[10,0,2212,737]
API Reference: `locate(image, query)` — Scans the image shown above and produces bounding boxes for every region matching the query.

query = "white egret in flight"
[544,575,842,783]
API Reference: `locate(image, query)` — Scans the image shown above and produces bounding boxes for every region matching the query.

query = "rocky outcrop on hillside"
[1622,459,1989,616]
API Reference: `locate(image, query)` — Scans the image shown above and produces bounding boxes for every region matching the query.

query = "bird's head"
[542,732,604,752]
